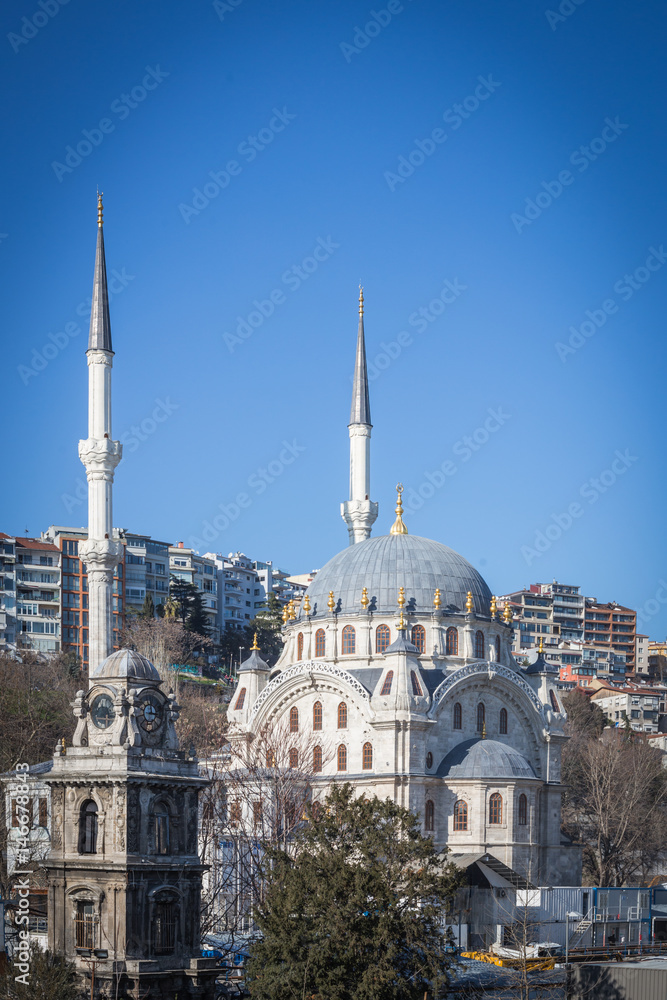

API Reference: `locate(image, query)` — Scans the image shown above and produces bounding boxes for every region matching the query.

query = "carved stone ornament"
[78,436,122,475]
[79,538,123,572]
[250,660,371,722]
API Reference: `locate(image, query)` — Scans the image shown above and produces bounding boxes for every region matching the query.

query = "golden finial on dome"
[502,602,512,624]
[389,483,408,535]
[287,599,296,621]
[433,588,442,609]
[359,284,364,316]
[303,594,312,617]
[327,590,336,612]
[397,609,407,631]
[538,636,544,655]
[251,632,260,651]
[61,737,66,755]
[490,595,497,618]
[465,591,473,614]
[398,586,405,609]
[282,604,289,624]
[97,190,104,227]
[482,722,487,740]
[361,586,369,609]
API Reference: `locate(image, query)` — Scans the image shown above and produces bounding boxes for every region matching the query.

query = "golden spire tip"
[389,483,408,535]
[359,284,364,316]
[97,191,104,227]
[251,632,260,651]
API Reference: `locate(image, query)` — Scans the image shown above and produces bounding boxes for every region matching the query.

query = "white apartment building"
[636,633,650,676]
[169,543,219,639]
[591,684,666,734]
[123,532,170,610]
[14,537,61,653]
[205,552,267,634]
[0,533,18,649]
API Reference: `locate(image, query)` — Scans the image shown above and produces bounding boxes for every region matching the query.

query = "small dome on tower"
[93,648,161,682]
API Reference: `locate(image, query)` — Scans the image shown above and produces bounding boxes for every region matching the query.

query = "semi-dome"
[301,533,492,618]
[437,738,536,780]
[93,648,161,682]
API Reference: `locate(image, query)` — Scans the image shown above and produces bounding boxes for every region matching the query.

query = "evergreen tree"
[169,575,198,626]
[247,783,462,1000]
[187,588,210,637]
[248,591,284,664]
[140,592,155,619]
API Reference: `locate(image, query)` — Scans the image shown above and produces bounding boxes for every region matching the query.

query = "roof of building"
[437,738,536,780]
[88,207,112,352]
[93,648,161,682]
[301,533,492,619]
[15,537,59,552]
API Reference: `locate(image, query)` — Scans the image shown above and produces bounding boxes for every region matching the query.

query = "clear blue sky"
[2,0,666,637]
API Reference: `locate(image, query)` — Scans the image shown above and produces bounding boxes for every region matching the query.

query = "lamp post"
[238,646,245,673]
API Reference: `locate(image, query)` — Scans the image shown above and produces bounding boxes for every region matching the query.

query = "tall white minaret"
[78,194,123,675]
[341,288,378,544]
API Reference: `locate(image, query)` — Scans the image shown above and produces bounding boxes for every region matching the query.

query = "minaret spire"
[341,287,378,545]
[78,194,123,675]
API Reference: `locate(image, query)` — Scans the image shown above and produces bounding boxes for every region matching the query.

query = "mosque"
[229,289,582,887]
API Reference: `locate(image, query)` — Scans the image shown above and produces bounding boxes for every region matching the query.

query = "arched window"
[233,688,246,711]
[495,635,501,662]
[380,670,394,696]
[446,627,459,656]
[342,624,356,654]
[476,703,485,732]
[518,793,528,826]
[410,671,423,697]
[289,748,299,769]
[337,702,348,729]
[453,702,462,730]
[337,744,347,771]
[313,746,322,773]
[375,624,391,653]
[474,630,485,659]
[411,624,425,654]
[79,800,98,854]
[290,706,299,733]
[453,799,468,831]
[499,708,508,735]
[315,628,325,657]
[313,701,322,730]
[362,742,373,770]
[425,799,434,832]
[297,632,304,661]
[153,804,170,855]
[153,896,178,955]
[489,792,502,825]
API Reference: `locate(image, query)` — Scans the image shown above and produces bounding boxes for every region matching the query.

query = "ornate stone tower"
[44,649,217,998]
[78,194,123,675]
[341,288,378,545]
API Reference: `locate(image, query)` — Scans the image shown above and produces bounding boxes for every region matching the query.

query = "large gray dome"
[437,739,536,780]
[93,648,161,682]
[302,533,492,618]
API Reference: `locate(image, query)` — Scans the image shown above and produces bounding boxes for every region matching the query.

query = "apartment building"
[498,588,560,656]
[124,532,170,611]
[14,537,61,654]
[584,601,636,670]
[635,633,650,677]
[169,543,218,639]
[204,552,267,634]
[0,533,18,648]
[591,684,666,734]
[559,644,627,687]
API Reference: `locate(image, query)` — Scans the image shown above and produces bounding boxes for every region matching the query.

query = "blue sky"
[2,0,666,637]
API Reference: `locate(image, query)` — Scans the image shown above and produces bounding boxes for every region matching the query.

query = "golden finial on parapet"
[482,722,487,740]
[251,632,260,651]
[390,484,408,535]
[303,594,312,617]
[61,737,66,755]
[287,599,296,621]
[503,602,512,624]
[359,285,364,316]
[282,605,289,625]
[397,609,407,631]
[361,587,369,609]
[490,595,497,619]
[97,190,104,227]
[327,590,336,612]
[434,588,442,609]
[465,591,473,614]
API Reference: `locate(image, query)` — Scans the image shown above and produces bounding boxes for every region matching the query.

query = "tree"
[562,689,607,739]
[120,616,211,696]
[250,592,284,664]
[0,946,79,1000]
[169,575,198,626]
[187,588,210,637]
[246,783,462,1000]
[140,592,155,619]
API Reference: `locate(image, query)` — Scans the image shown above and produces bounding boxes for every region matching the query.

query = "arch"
[380,670,393,696]
[476,702,485,732]
[410,671,423,697]
[495,635,501,662]
[425,799,434,832]
[474,630,485,659]
[375,624,391,654]
[315,628,325,658]
[289,748,299,769]
[78,800,98,854]
[152,802,170,855]
[518,793,527,826]
[337,744,347,771]
[453,702,462,730]
[313,745,322,773]
[411,624,425,654]
[362,742,373,770]
[289,706,299,733]
[233,687,246,711]
[453,799,468,831]
[499,707,508,735]
[446,626,458,656]
[297,632,304,661]
[337,701,348,729]
[489,792,502,825]
[342,624,356,655]
[312,700,322,731]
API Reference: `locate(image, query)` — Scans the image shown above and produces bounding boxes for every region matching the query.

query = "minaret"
[341,287,378,544]
[78,194,123,675]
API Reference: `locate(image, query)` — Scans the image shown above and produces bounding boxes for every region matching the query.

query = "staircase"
[568,910,594,950]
